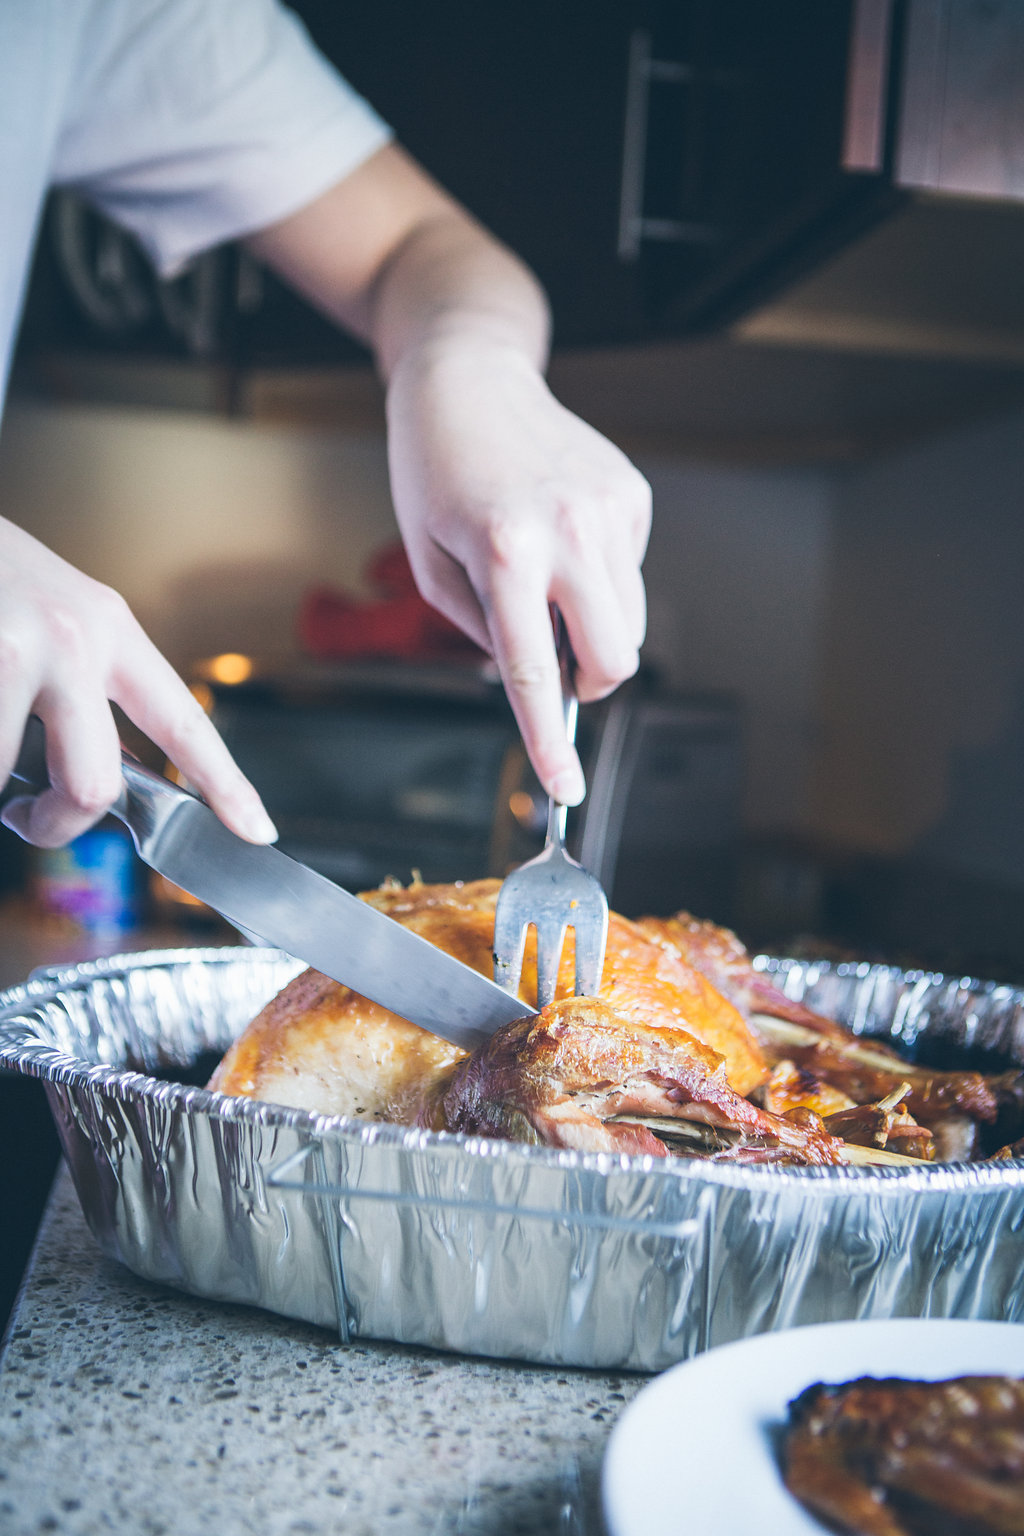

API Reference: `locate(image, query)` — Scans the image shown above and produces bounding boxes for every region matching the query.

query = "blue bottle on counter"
[31,823,140,935]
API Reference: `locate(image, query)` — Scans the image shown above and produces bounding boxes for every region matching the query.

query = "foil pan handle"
[268,1145,703,1239]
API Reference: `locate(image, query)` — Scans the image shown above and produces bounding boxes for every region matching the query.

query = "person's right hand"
[0,517,278,849]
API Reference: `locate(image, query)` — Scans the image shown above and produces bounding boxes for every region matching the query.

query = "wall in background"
[0,401,399,670]
[631,453,834,835]
[809,398,1024,891]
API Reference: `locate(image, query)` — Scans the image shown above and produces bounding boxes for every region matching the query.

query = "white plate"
[603,1318,1024,1536]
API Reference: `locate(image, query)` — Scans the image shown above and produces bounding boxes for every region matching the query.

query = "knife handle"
[9,715,49,794]
[11,714,142,804]
[9,714,193,855]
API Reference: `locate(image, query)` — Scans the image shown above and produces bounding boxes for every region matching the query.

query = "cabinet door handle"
[843,0,897,173]
[617,29,722,261]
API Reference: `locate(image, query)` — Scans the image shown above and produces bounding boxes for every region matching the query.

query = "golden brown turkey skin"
[368,879,767,1096]
[211,879,769,1121]
[639,912,1004,1128]
[428,996,842,1163]
[207,964,465,1124]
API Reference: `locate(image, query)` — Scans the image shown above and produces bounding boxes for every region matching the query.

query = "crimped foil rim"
[2,944,1024,1197]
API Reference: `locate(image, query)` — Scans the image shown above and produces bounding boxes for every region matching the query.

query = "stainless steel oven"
[200,659,743,923]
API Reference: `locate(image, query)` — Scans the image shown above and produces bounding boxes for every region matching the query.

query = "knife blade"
[9,718,532,1051]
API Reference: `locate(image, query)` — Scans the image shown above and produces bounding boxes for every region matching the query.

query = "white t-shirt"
[0,0,393,406]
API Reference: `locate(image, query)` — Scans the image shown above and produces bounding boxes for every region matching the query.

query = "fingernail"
[242,805,279,844]
[550,766,586,807]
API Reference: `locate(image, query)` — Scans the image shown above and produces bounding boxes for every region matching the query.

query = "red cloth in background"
[298,543,483,662]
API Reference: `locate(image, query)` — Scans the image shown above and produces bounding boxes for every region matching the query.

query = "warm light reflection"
[202,652,254,686]
[508,791,537,827]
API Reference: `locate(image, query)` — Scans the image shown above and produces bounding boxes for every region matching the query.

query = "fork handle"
[551,613,579,831]
[546,795,568,846]
[553,610,578,748]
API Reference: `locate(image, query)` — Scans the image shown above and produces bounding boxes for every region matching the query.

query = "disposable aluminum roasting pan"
[2,946,1024,1371]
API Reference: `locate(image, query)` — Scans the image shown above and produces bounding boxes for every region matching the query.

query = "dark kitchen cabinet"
[632,0,906,332]
[14,1,904,373]
[287,0,651,351]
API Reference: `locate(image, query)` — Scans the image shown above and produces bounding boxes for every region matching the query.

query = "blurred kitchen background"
[1,0,1024,990]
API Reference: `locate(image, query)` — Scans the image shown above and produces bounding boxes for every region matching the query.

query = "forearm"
[367,209,551,386]
[246,143,549,381]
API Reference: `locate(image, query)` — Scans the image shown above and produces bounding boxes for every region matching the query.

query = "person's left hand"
[385,338,651,805]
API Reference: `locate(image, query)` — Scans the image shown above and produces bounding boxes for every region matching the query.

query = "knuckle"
[57,768,121,819]
[45,600,91,658]
[70,782,118,819]
[482,510,541,574]
[603,462,652,542]
[0,576,134,688]
[25,579,130,671]
[581,647,640,700]
[505,657,557,695]
[91,581,133,629]
[631,471,653,525]
[619,641,642,678]
[552,497,592,561]
[627,462,652,501]
[412,562,445,608]
[0,618,30,682]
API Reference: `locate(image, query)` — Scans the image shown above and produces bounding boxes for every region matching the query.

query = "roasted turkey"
[784,1374,1024,1536]
[209,878,1023,1165]
[637,913,1010,1135]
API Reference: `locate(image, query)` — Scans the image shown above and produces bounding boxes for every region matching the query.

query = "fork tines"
[492,847,609,1011]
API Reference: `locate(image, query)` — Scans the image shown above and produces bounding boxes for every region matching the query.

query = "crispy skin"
[784,1376,1024,1536]
[761,1062,935,1159]
[637,912,852,1034]
[762,1059,858,1120]
[367,880,767,1095]
[429,997,842,1163]
[211,878,768,1122]
[638,912,1004,1128]
[207,965,465,1122]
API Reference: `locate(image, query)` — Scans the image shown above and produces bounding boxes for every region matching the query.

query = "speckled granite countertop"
[0,1168,648,1536]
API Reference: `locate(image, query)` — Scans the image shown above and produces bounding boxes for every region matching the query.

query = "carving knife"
[9,718,532,1051]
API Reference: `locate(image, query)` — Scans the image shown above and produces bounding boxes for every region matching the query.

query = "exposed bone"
[749,1014,822,1047]
[838,1142,927,1167]
[822,1102,934,1160]
[604,1114,833,1165]
[876,1081,913,1113]
[606,1110,935,1166]
[750,1013,921,1075]
[605,1114,738,1152]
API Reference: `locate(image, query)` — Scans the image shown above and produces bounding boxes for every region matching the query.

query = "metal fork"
[492,618,609,1009]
